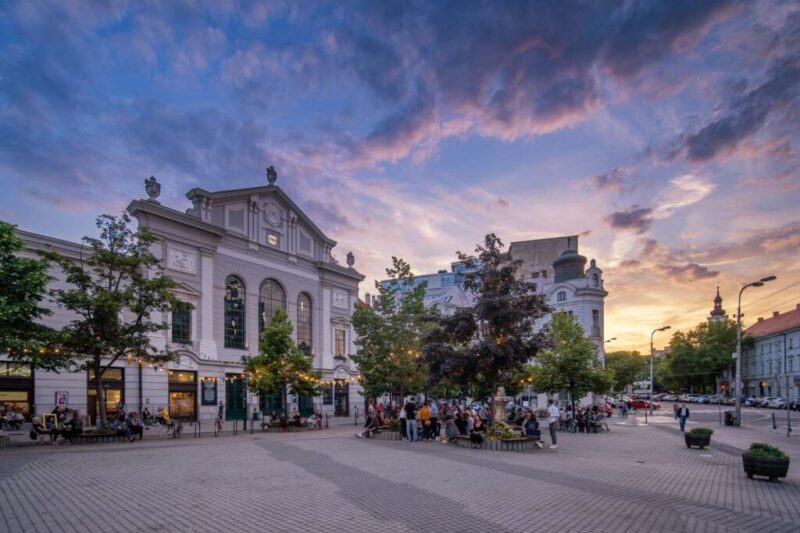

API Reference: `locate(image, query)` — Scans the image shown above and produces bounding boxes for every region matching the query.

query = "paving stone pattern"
[1,421,798,532]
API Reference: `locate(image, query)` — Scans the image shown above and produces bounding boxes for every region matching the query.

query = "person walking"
[398,403,408,440]
[547,399,559,449]
[675,403,690,432]
[404,398,418,442]
[429,401,439,438]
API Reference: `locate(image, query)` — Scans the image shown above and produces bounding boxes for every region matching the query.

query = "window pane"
[88,368,124,382]
[7,363,32,377]
[297,293,312,355]
[334,329,346,358]
[259,280,286,331]
[168,370,197,383]
[172,305,191,344]
[225,276,246,349]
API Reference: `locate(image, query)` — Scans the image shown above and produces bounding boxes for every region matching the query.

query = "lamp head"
[760,275,777,283]
[752,281,764,287]
[660,326,671,331]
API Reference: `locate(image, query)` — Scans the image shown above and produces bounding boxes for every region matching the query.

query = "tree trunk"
[282,383,288,416]
[96,376,107,428]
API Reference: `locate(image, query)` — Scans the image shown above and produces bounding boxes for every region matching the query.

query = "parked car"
[761,397,778,408]
[768,398,787,409]
[628,399,660,410]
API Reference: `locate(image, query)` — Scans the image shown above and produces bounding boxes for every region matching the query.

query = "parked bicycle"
[158,420,183,439]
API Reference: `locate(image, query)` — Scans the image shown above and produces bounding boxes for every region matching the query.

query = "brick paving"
[1,420,799,532]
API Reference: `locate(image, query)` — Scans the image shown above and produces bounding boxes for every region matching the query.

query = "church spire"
[709,286,726,322]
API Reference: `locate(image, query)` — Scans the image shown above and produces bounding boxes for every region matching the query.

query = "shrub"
[388,418,401,432]
[688,427,714,436]
[744,442,786,459]
[486,422,521,441]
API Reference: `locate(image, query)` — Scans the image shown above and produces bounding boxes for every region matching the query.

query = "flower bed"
[453,435,538,452]
[685,427,713,449]
[373,430,401,441]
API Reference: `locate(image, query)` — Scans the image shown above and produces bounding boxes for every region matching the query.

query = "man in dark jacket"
[675,403,690,432]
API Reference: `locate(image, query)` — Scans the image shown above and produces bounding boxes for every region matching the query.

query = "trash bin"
[724,411,734,426]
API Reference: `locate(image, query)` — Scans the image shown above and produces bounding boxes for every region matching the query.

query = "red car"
[628,399,660,410]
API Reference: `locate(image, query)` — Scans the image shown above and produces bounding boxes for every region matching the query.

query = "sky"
[1,1,799,353]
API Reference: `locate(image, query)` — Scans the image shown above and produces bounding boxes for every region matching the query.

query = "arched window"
[297,293,312,356]
[224,276,246,349]
[259,279,286,331]
[592,273,599,287]
[557,291,566,302]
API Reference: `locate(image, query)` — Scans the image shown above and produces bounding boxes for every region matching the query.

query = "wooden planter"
[373,430,401,441]
[684,433,711,449]
[742,454,790,481]
[453,435,538,452]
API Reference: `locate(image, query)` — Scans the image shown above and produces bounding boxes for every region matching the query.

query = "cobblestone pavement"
[1,421,799,533]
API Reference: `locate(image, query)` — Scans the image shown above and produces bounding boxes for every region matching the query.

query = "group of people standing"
[356,398,563,450]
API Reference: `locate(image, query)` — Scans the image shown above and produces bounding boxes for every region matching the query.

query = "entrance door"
[298,394,313,417]
[259,391,284,416]
[225,375,245,420]
[334,382,349,416]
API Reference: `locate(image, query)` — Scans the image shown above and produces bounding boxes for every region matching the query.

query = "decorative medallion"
[264,201,282,227]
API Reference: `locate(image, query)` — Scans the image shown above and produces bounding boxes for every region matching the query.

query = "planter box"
[373,430,401,441]
[742,454,790,482]
[453,435,538,452]
[684,433,711,449]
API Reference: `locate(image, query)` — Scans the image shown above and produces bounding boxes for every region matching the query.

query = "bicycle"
[214,417,224,437]
[158,420,183,439]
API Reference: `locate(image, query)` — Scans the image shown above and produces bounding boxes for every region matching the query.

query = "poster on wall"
[201,379,217,406]
[54,391,69,406]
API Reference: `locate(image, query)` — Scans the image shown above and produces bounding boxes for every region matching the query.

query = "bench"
[260,422,313,433]
[72,432,127,444]
[453,435,539,452]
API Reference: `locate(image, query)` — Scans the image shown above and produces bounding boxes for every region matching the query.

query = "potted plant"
[742,443,790,481]
[685,427,713,449]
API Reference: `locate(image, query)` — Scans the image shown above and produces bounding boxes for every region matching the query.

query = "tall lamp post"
[734,275,776,426]
[649,326,671,420]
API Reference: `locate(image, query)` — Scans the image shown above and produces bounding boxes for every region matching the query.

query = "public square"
[2,413,799,533]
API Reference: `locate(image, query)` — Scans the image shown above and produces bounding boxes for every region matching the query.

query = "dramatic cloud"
[605,206,654,233]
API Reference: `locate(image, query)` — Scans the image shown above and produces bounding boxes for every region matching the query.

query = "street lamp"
[605,338,617,343]
[734,275,776,426]
[648,326,671,421]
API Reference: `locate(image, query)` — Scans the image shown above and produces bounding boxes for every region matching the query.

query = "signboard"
[54,391,69,406]
[201,379,217,406]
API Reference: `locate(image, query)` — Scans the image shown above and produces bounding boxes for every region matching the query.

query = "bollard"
[194,421,201,438]
[233,419,239,436]
[772,412,777,430]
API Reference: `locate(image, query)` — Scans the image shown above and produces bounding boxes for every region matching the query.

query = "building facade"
[3,172,364,423]
[741,305,800,400]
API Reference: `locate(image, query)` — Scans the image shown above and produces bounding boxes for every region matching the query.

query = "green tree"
[44,214,181,426]
[0,221,59,367]
[245,308,320,412]
[423,234,549,418]
[664,320,737,392]
[528,313,613,413]
[351,257,432,402]
[605,350,646,393]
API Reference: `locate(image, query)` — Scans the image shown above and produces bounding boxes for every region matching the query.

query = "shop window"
[0,362,33,377]
[334,329,346,358]
[168,370,197,421]
[169,370,197,384]
[224,276,246,349]
[259,279,286,331]
[171,304,192,344]
[297,293,312,356]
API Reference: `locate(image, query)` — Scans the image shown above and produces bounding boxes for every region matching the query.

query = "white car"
[768,398,787,409]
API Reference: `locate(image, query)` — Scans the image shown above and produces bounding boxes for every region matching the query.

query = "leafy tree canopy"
[0,221,55,364]
[245,308,320,409]
[423,234,549,407]
[528,312,613,405]
[662,319,737,392]
[605,350,646,392]
[351,257,433,400]
[44,214,182,425]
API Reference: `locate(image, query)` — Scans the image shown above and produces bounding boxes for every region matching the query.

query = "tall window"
[334,329,346,359]
[297,293,312,356]
[224,276,246,349]
[557,291,566,302]
[591,309,600,337]
[259,279,286,331]
[171,303,191,344]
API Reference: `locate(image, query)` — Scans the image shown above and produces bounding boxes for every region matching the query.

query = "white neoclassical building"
[4,171,364,423]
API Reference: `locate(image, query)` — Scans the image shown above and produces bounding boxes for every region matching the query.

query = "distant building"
[741,305,800,399]
[708,286,728,323]
[380,235,608,360]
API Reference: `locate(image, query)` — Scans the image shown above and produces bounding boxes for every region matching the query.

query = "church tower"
[708,286,727,323]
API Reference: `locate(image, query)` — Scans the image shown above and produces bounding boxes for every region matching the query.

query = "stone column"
[198,251,218,359]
